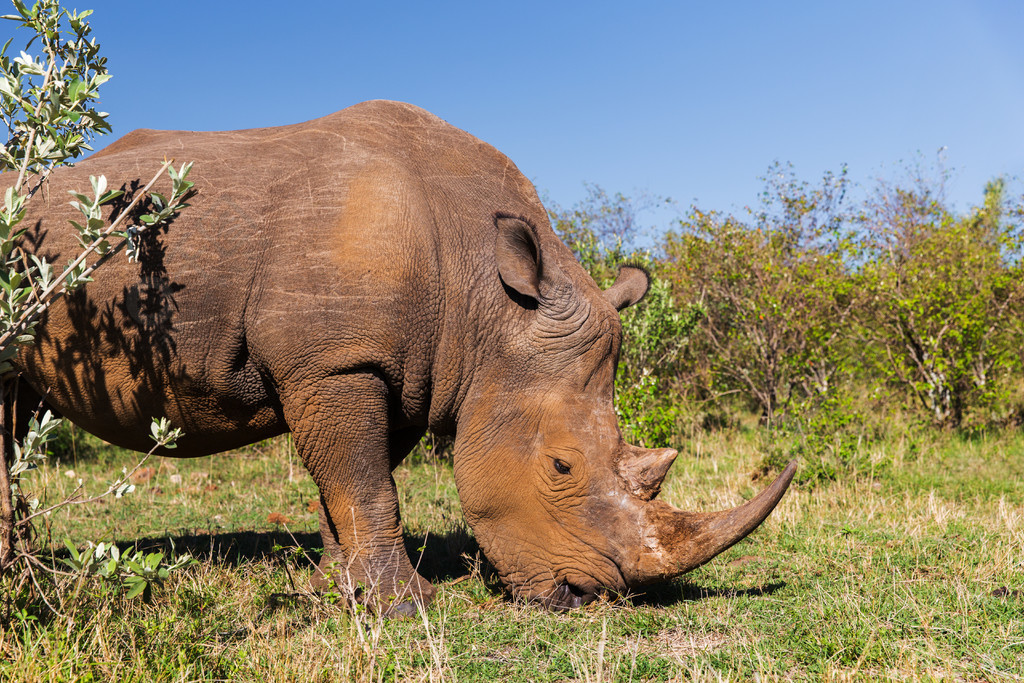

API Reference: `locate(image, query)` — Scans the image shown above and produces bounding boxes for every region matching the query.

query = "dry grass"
[1,425,1022,681]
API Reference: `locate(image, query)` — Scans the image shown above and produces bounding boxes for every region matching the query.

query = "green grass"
[2,424,1022,681]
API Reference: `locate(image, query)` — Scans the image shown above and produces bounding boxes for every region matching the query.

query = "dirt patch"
[728,555,764,567]
[267,512,293,525]
[645,627,730,657]
[130,466,156,484]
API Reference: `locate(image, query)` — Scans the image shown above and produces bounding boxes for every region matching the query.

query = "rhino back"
[14,100,549,454]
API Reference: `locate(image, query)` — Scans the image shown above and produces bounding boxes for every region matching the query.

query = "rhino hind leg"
[284,372,434,615]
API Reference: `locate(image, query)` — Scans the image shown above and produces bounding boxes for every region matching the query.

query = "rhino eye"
[553,459,571,475]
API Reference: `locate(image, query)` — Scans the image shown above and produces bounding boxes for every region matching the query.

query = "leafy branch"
[16,416,182,529]
[0,1,194,609]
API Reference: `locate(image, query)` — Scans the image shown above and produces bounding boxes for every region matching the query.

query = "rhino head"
[452,216,795,609]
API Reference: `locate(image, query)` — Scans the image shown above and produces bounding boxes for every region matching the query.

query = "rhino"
[12,100,795,613]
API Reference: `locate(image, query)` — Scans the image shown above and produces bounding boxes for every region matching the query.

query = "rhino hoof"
[387,599,420,619]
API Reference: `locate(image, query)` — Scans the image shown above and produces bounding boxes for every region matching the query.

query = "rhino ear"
[604,265,650,311]
[495,216,543,301]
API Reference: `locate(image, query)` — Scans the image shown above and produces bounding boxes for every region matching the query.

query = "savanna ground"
[0,421,1022,682]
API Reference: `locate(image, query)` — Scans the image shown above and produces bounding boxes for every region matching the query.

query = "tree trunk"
[0,379,14,572]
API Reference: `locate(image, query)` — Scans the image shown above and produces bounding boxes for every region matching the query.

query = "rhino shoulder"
[344,99,442,122]
[89,128,174,160]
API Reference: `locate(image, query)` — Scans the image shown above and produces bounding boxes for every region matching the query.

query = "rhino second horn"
[630,460,797,585]
[618,447,678,501]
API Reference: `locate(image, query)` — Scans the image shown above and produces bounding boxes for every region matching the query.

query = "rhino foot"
[311,554,436,616]
[386,598,420,619]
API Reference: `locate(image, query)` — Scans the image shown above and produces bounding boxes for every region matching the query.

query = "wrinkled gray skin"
[12,100,794,613]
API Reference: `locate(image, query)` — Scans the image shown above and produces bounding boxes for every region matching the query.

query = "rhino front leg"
[283,372,434,615]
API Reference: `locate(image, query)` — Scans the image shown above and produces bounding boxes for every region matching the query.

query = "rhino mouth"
[534,581,597,611]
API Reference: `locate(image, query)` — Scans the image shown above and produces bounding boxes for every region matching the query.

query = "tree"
[0,0,188,582]
[550,183,670,264]
[856,174,1023,428]
[666,164,854,425]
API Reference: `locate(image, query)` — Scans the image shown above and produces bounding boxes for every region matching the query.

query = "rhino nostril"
[539,582,596,611]
[566,583,596,608]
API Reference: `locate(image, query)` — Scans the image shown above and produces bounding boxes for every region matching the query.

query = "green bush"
[760,392,887,488]
[855,177,1024,429]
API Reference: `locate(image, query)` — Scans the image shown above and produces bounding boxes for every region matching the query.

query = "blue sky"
[28,1,1024,233]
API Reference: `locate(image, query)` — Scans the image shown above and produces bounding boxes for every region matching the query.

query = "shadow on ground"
[44,530,779,609]
[120,527,482,585]
[631,580,787,607]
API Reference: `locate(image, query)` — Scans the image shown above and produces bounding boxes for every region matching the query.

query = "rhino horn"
[617,446,678,501]
[629,460,797,585]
